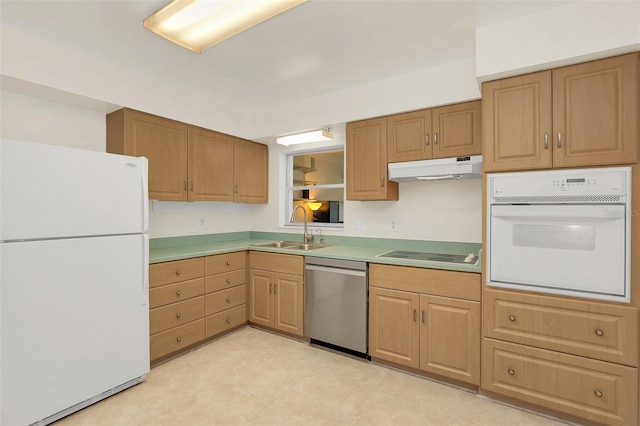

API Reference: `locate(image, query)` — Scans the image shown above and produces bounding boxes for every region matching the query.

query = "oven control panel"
[489,167,630,198]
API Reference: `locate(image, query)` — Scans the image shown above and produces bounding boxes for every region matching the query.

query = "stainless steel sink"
[251,241,331,250]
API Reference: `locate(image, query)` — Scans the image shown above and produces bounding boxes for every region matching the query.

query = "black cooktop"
[377,250,477,265]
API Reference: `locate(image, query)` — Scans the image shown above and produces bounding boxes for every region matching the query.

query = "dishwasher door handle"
[305,264,366,277]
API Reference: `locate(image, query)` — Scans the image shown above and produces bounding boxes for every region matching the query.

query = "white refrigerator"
[0,139,150,425]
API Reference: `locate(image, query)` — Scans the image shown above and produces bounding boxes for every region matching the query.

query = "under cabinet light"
[144,0,306,53]
[277,129,333,146]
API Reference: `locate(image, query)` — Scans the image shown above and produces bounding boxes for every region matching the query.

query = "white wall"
[476,1,640,81]
[0,90,105,151]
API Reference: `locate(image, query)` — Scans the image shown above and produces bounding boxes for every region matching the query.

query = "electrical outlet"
[354,219,365,231]
[198,217,205,228]
[389,220,399,232]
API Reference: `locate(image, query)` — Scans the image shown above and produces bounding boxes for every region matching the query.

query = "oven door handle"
[492,206,625,220]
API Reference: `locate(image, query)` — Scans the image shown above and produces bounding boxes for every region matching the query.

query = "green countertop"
[150,232,482,274]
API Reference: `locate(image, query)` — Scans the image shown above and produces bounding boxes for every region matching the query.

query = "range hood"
[388,155,482,182]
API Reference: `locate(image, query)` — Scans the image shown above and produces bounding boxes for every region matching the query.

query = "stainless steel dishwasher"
[304,257,368,358]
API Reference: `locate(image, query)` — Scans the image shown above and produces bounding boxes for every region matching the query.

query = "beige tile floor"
[55,327,566,426]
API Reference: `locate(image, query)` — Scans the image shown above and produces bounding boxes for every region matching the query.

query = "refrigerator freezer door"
[0,140,148,241]
[0,235,150,426]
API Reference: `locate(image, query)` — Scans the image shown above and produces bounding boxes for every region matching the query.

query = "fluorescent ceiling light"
[277,129,333,146]
[144,0,306,53]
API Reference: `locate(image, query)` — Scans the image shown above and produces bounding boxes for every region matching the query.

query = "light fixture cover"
[307,201,323,211]
[144,0,306,53]
[277,129,333,146]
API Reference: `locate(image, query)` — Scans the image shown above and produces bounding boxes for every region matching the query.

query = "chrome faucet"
[290,205,313,243]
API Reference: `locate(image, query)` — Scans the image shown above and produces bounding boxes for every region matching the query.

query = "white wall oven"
[486,167,631,303]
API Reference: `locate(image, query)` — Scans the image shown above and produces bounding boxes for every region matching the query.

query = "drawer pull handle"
[425,134,430,145]
[421,310,426,323]
[269,284,273,293]
[176,269,181,275]
[508,315,516,322]
[595,329,604,336]
[274,284,278,294]
[413,309,417,322]
[226,297,231,303]
[176,312,182,318]
[433,132,438,145]
[226,279,231,284]
[594,390,603,398]
[226,261,231,266]
[226,318,231,324]
[507,369,515,376]
[176,290,182,296]
[176,336,182,343]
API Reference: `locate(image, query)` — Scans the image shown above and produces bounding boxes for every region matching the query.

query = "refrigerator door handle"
[141,157,149,233]
[142,234,149,306]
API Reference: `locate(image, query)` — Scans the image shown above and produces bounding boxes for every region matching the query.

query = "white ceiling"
[1,0,571,137]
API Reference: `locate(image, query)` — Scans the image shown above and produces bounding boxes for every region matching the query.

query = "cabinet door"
[188,127,234,201]
[234,138,268,203]
[369,287,419,368]
[419,295,480,385]
[273,273,304,336]
[432,100,482,159]
[122,109,188,201]
[552,53,638,168]
[482,71,552,172]
[346,118,399,201]
[387,109,432,162]
[248,269,273,327]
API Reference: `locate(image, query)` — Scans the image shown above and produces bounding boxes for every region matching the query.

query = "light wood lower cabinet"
[204,252,248,339]
[149,252,247,363]
[369,264,481,385]
[249,251,304,336]
[483,339,638,426]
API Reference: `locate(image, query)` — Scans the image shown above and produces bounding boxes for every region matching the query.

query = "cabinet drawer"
[206,285,246,315]
[149,278,205,309]
[150,319,205,361]
[484,289,638,366]
[249,251,303,275]
[150,257,204,287]
[150,296,205,335]
[370,263,481,301]
[206,270,246,294]
[483,339,638,426]
[205,251,246,275]
[205,305,246,338]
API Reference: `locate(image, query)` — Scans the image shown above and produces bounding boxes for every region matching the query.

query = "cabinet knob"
[226,318,231,324]
[226,297,231,303]
[226,261,231,266]
[176,290,182,296]
[508,315,516,322]
[226,279,231,284]
[507,369,515,376]
[595,329,604,336]
[594,390,603,398]
[176,269,181,275]
[176,312,182,318]
[176,336,182,343]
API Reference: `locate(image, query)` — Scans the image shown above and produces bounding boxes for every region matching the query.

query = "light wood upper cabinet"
[233,138,268,203]
[346,117,399,201]
[387,109,432,162]
[483,53,638,172]
[188,127,234,202]
[552,53,638,168]
[387,101,481,163]
[107,108,188,201]
[432,101,482,159]
[107,108,268,203]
